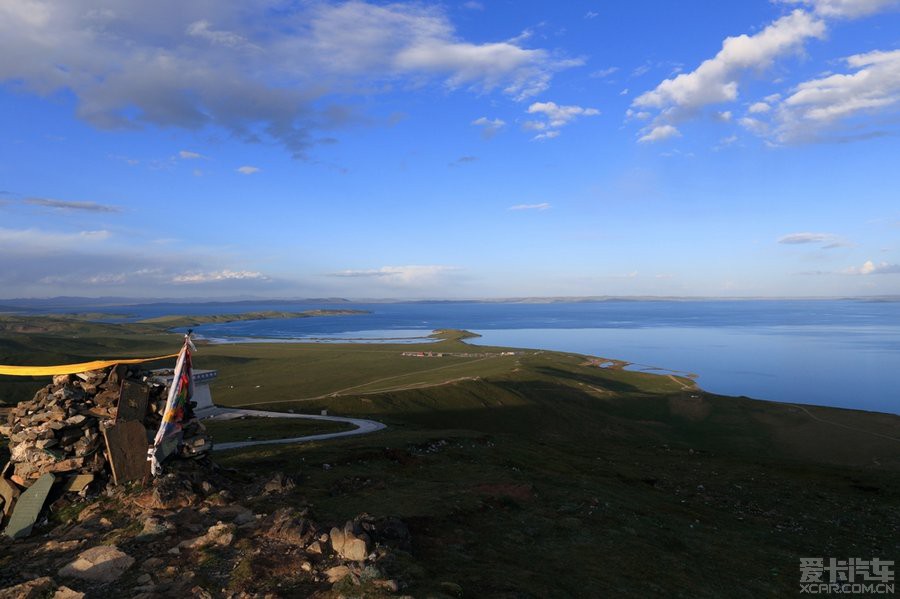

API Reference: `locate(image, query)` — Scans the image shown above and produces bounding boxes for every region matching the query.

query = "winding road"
[199,406,387,451]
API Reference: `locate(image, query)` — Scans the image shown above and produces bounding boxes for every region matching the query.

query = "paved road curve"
[199,406,387,451]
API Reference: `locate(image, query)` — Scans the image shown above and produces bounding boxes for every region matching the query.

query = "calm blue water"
[36,299,900,414]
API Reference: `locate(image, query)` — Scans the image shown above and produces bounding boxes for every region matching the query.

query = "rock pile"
[0,365,212,536]
[0,472,414,597]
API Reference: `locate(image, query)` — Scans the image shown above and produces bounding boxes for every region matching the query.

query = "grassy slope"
[1,317,899,596]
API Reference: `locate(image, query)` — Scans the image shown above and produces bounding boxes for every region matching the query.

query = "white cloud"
[631,64,652,78]
[524,101,599,140]
[449,155,478,166]
[509,203,551,211]
[773,49,900,142]
[0,224,277,296]
[532,130,561,141]
[0,1,579,158]
[590,66,618,78]
[631,2,900,143]
[717,110,733,121]
[179,150,207,160]
[777,0,900,18]
[186,19,253,49]
[584,10,600,19]
[843,260,900,274]
[527,101,600,127]
[739,116,770,136]
[638,124,681,143]
[0,227,111,249]
[78,230,112,241]
[779,232,833,244]
[236,165,260,175]
[634,10,825,113]
[172,269,269,283]
[715,134,739,149]
[329,265,459,285]
[24,197,121,213]
[471,116,506,139]
[625,109,651,120]
[778,232,852,248]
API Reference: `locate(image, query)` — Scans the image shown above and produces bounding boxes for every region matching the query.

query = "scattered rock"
[374,579,400,592]
[38,539,84,554]
[306,540,323,554]
[58,545,135,582]
[325,565,352,583]
[53,586,85,599]
[263,472,296,494]
[143,474,198,510]
[141,557,165,571]
[330,521,372,562]
[233,509,255,526]
[264,508,314,546]
[136,516,172,540]
[179,522,235,549]
[0,576,56,599]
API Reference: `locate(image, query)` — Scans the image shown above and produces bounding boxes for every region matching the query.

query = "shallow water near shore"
[470,325,898,414]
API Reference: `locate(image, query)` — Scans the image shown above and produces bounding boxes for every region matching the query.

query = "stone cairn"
[0,364,212,528]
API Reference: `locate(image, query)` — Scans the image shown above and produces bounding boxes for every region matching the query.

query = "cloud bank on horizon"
[0,0,899,299]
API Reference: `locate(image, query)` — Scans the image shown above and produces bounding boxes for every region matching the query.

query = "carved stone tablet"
[103,421,150,485]
[116,380,150,422]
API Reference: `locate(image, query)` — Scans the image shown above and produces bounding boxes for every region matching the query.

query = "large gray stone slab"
[3,472,55,539]
[103,421,149,485]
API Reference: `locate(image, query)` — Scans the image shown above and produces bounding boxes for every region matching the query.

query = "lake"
[35,299,900,414]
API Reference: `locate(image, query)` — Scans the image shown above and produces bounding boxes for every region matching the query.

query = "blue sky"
[1,0,899,299]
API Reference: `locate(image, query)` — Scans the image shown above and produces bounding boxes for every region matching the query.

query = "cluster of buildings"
[400,351,520,358]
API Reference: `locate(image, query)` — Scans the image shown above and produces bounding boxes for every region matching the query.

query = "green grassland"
[1,315,899,596]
